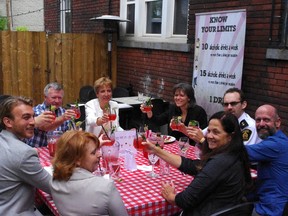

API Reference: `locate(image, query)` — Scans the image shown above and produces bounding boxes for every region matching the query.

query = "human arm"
[140,104,153,118]
[85,99,111,127]
[34,111,55,129]
[245,135,283,162]
[185,126,206,144]
[36,109,75,131]
[143,140,182,168]
[107,182,128,216]
[18,148,51,194]
[175,154,238,210]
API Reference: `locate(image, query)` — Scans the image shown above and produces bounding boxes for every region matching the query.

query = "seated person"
[28,82,76,147]
[50,130,128,215]
[144,111,252,215]
[141,83,207,143]
[85,77,123,137]
[245,105,288,216]
[0,96,51,215]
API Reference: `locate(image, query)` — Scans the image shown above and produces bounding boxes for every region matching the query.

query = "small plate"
[162,135,176,144]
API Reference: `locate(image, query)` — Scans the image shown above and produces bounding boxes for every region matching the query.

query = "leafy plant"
[16,26,28,31]
[0,17,7,30]
[144,97,152,106]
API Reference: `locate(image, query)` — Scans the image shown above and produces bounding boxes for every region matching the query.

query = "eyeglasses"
[222,101,241,107]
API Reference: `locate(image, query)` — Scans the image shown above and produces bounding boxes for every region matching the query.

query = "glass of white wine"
[147,153,159,178]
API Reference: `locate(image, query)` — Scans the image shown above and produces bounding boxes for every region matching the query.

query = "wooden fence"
[0,31,116,105]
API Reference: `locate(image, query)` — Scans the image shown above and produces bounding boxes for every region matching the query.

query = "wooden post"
[6,0,11,30]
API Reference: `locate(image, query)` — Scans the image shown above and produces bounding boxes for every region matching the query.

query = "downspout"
[280,0,288,48]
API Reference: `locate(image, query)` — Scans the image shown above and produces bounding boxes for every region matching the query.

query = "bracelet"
[199,137,205,144]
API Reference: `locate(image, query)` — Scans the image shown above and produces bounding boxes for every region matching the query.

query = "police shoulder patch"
[240,119,249,129]
[242,129,252,141]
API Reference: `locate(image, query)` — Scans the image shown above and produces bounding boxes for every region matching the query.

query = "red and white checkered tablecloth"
[36,143,257,216]
[36,142,195,216]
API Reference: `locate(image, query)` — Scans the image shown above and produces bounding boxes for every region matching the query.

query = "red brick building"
[44,0,288,132]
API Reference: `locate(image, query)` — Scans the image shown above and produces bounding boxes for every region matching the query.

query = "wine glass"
[108,108,117,121]
[147,153,159,178]
[178,136,190,157]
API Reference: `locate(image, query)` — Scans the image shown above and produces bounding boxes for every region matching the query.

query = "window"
[60,0,71,33]
[120,0,189,44]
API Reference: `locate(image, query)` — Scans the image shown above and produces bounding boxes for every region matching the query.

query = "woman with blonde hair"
[51,130,128,216]
[85,77,123,137]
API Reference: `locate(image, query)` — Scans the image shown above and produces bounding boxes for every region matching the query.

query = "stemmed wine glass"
[147,153,159,178]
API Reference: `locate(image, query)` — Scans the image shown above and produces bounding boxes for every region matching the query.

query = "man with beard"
[0,96,51,215]
[245,104,288,216]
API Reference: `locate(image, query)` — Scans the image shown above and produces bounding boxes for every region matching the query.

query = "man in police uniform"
[222,88,261,145]
[185,88,261,145]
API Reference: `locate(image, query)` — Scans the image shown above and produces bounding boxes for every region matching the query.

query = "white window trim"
[119,0,188,44]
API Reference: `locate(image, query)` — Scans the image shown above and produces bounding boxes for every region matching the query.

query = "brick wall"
[45,0,119,33]
[44,0,288,132]
[44,0,60,32]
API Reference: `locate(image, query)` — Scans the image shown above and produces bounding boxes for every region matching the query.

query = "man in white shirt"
[185,88,261,145]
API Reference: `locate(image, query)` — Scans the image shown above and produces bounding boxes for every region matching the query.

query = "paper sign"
[115,130,138,171]
[115,130,136,153]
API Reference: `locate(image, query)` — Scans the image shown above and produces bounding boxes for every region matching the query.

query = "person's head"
[205,111,243,153]
[255,104,281,139]
[44,82,64,109]
[52,130,101,181]
[94,77,113,105]
[222,88,247,119]
[0,96,35,139]
[0,95,13,132]
[173,83,196,109]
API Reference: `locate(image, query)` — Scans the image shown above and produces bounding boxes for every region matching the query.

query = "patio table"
[36,141,195,216]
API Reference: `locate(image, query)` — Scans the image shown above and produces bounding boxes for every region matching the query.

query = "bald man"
[246,104,288,216]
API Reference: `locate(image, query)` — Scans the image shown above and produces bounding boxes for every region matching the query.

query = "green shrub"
[16,26,29,31]
[0,17,8,30]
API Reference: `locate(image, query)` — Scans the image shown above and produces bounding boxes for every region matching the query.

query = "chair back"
[79,85,96,103]
[210,202,254,216]
[112,87,129,98]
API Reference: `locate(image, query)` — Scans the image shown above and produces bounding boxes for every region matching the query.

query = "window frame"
[119,0,188,44]
[60,0,72,33]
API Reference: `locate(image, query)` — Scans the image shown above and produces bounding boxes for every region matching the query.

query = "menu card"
[115,130,137,171]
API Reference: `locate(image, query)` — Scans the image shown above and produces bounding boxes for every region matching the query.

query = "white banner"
[193,10,246,118]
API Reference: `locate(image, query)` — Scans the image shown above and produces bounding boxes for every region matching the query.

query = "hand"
[140,104,153,118]
[142,139,159,155]
[63,109,77,120]
[97,113,109,125]
[98,134,111,146]
[161,181,176,204]
[34,111,55,128]
[186,126,204,143]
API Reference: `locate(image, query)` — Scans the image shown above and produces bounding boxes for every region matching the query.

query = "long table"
[36,142,195,216]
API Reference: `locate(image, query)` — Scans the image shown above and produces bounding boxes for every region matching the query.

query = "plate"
[162,135,176,144]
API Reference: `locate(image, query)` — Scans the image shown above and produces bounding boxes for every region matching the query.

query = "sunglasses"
[222,101,241,107]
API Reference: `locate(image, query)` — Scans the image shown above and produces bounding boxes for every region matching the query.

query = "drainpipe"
[280,0,288,48]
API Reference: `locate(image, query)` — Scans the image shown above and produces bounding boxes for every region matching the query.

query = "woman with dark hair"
[141,83,207,141]
[51,130,128,216]
[144,111,252,215]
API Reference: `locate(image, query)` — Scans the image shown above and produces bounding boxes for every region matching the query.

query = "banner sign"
[192,10,246,118]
